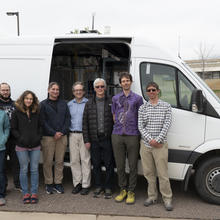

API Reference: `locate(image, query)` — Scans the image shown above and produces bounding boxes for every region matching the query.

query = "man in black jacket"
[0,83,20,191]
[40,82,70,194]
[83,78,114,199]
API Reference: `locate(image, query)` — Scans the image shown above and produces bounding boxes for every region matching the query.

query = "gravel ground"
[0,166,220,219]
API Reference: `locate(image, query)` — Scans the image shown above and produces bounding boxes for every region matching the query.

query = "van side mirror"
[191,89,204,113]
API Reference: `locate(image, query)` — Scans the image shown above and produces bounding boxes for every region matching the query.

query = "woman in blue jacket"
[11,90,41,204]
[0,108,10,206]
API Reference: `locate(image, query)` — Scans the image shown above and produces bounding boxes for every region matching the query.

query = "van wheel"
[195,157,220,204]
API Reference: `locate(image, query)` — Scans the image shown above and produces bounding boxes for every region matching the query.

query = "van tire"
[194,157,220,205]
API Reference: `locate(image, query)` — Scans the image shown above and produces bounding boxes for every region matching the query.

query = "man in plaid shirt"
[138,82,173,211]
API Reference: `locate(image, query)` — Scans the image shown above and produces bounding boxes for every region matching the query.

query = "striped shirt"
[138,99,172,148]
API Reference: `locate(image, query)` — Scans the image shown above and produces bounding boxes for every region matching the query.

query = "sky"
[1,0,220,60]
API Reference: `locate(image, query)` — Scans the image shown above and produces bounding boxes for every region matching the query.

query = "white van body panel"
[168,163,190,180]
[0,36,54,101]
[195,139,220,154]
[205,116,220,142]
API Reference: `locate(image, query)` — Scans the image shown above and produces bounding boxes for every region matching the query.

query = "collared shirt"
[138,99,172,147]
[68,97,88,132]
[112,91,143,135]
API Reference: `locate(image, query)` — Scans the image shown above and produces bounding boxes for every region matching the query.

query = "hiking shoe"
[72,183,82,194]
[164,200,173,211]
[93,187,104,198]
[0,198,6,206]
[46,184,54,194]
[53,184,64,194]
[23,193,31,204]
[144,198,157,207]
[104,188,112,199]
[115,189,127,202]
[80,187,89,195]
[126,191,135,205]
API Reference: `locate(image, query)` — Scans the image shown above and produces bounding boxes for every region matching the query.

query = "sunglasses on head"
[95,85,105,89]
[147,89,157,92]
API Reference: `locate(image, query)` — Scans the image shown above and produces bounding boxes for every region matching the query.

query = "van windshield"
[49,40,130,100]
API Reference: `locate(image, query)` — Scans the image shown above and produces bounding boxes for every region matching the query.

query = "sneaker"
[126,191,135,205]
[93,187,104,198]
[164,200,173,211]
[115,189,127,202]
[53,184,64,194]
[0,198,6,206]
[14,185,22,192]
[46,184,54,194]
[23,193,31,204]
[72,183,82,194]
[104,188,112,199]
[80,187,89,195]
[144,198,157,207]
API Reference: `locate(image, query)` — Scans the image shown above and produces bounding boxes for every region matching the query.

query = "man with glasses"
[138,81,173,211]
[112,73,143,205]
[0,83,20,192]
[83,78,114,199]
[68,82,91,195]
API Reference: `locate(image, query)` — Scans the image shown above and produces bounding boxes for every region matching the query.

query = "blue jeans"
[0,150,6,198]
[16,149,40,195]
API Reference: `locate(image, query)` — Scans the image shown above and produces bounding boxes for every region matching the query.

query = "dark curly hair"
[15,90,39,113]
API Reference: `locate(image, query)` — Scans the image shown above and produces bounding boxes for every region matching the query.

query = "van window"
[140,62,195,110]
[178,71,195,110]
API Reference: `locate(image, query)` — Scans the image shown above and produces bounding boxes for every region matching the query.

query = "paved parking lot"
[0,166,219,219]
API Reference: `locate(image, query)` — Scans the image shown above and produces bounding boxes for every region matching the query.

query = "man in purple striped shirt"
[112,73,143,205]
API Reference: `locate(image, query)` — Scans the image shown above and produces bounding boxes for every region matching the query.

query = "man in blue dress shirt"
[68,82,91,195]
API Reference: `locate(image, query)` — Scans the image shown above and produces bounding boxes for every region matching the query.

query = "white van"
[1,34,220,205]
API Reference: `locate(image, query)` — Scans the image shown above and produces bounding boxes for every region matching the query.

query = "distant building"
[185,58,220,97]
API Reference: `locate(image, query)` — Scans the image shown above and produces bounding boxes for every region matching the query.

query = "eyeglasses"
[74,89,83,92]
[95,85,105,89]
[147,89,157,92]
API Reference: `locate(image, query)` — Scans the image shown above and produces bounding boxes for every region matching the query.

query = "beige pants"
[41,135,67,184]
[140,140,172,202]
[69,133,91,188]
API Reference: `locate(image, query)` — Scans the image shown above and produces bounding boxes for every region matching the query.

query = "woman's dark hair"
[15,90,39,113]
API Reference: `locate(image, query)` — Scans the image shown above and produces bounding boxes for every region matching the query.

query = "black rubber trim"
[168,149,202,164]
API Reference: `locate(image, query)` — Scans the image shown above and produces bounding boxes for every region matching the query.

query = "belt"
[70,131,82,133]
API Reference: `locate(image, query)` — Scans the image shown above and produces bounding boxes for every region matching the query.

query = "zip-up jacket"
[11,109,41,148]
[82,95,113,143]
[40,98,70,136]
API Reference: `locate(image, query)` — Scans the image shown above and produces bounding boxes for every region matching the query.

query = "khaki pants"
[69,133,91,188]
[140,140,172,202]
[41,136,67,184]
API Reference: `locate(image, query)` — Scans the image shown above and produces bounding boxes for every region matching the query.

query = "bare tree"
[195,42,214,79]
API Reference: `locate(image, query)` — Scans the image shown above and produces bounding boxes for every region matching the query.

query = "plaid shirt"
[138,99,172,147]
